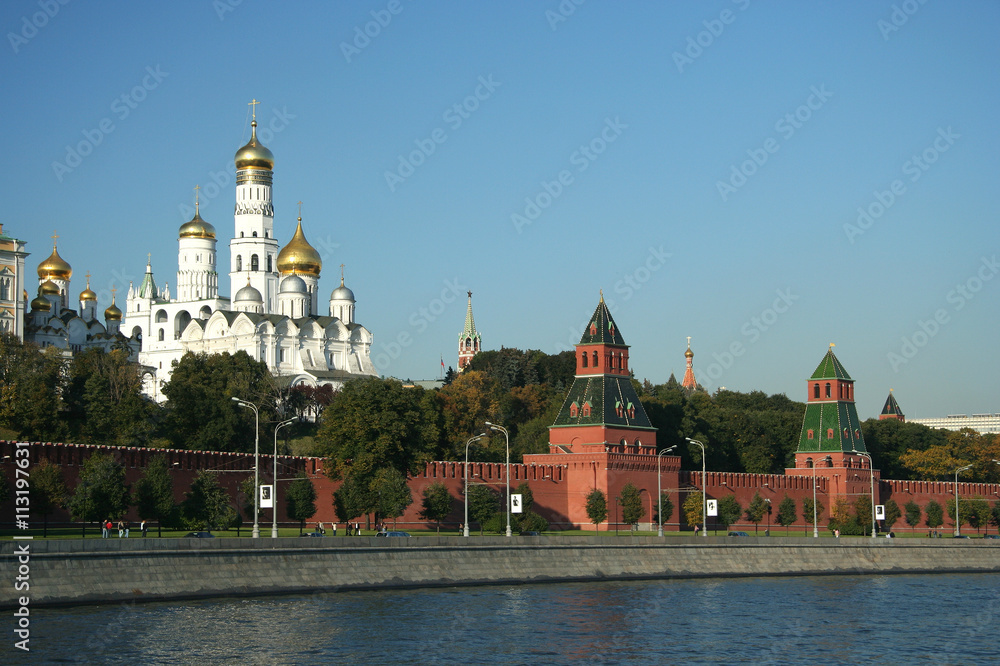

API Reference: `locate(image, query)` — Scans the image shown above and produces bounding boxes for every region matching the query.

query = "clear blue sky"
[3,1,997,418]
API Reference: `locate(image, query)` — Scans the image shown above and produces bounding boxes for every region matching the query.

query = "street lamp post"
[954,463,973,537]
[485,422,511,537]
[810,458,818,538]
[765,498,771,535]
[464,433,485,538]
[686,438,707,537]
[852,449,876,539]
[272,417,296,538]
[232,397,260,538]
[657,446,677,537]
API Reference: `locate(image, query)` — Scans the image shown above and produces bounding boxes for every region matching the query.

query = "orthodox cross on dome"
[687,336,691,348]
[248,98,259,121]
[51,231,59,248]
[194,184,200,207]
[340,264,345,282]
[85,272,91,286]
[297,201,303,219]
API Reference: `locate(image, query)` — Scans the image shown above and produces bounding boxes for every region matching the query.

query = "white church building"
[122,104,377,400]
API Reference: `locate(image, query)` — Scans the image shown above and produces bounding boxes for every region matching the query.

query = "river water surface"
[15,573,1000,664]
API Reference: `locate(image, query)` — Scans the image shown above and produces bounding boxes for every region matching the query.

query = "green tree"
[776,495,797,536]
[66,348,157,447]
[829,498,853,535]
[333,475,367,525]
[67,452,130,531]
[744,492,767,535]
[585,488,608,530]
[904,500,922,531]
[161,351,277,452]
[419,482,453,533]
[374,467,413,527]
[618,482,645,530]
[467,484,499,536]
[855,495,874,536]
[925,500,944,530]
[29,459,67,537]
[946,497,967,533]
[717,495,742,533]
[654,492,674,529]
[683,492,703,532]
[285,474,317,534]
[990,501,1000,535]
[0,335,67,440]
[883,498,901,533]
[181,471,236,531]
[802,497,825,535]
[963,496,991,535]
[132,455,175,537]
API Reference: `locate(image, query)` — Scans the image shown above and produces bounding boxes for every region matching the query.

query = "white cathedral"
[121,105,377,400]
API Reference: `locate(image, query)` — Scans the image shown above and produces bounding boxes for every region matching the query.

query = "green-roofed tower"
[879,390,905,421]
[796,345,867,454]
[457,290,481,371]
[546,292,656,455]
[787,345,881,512]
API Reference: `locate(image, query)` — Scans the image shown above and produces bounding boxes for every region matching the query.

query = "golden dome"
[37,241,72,281]
[30,295,51,312]
[40,280,60,296]
[685,347,694,359]
[104,299,122,321]
[80,274,97,302]
[179,205,216,239]
[276,218,322,276]
[234,120,275,171]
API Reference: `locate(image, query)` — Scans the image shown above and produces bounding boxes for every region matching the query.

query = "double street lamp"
[272,417,296,538]
[232,397,260,538]
[484,422,512,537]
[464,432,486,538]
[852,449,876,539]
[685,438,707,537]
[656,446,677,537]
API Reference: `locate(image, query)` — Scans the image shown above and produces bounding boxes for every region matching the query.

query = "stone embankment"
[3,536,997,608]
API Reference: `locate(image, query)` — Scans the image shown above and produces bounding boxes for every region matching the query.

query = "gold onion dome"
[178,206,216,239]
[104,300,122,321]
[38,242,72,281]
[30,295,51,312]
[40,280,60,296]
[685,347,694,358]
[277,217,321,276]
[80,286,97,302]
[234,120,275,170]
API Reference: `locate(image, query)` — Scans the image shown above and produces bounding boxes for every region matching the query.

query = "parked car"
[953,535,971,539]
[728,531,750,537]
[984,534,1000,539]
[375,531,411,537]
[183,531,215,538]
[303,532,325,537]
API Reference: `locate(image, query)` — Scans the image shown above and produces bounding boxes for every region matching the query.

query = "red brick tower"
[681,337,697,391]
[879,390,905,421]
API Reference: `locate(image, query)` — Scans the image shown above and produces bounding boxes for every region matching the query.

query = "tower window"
[581,353,587,368]
[251,254,259,271]
[267,255,272,272]
[570,402,579,418]
[807,429,814,439]
[236,255,242,271]
[827,428,834,439]
[592,351,598,367]
[582,401,592,417]
[825,383,831,398]
[813,384,820,399]
[158,329,164,341]
[253,231,258,238]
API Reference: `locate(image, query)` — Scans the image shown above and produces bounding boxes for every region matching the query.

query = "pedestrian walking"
[141,520,148,537]
[117,520,124,538]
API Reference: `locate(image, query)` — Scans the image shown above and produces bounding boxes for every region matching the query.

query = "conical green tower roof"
[796,348,867,453]
[811,347,852,380]
[578,294,626,346]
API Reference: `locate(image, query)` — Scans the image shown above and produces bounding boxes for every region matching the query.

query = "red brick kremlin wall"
[4,440,999,534]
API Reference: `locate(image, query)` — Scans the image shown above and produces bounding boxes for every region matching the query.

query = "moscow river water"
[15,573,1000,664]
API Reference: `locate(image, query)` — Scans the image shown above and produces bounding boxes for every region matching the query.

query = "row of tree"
[12,453,320,535]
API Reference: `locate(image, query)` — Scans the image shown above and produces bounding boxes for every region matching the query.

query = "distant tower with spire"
[879,390,905,422]
[681,336,697,391]
[458,291,481,371]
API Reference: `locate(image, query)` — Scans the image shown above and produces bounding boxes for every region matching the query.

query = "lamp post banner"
[260,485,273,509]
[511,494,523,514]
[706,499,718,517]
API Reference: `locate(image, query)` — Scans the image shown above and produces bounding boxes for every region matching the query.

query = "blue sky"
[3,1,997,418]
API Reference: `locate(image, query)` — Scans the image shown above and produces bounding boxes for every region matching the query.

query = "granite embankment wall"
[3,537,998,608]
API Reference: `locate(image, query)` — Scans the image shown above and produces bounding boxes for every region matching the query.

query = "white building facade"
[122,107,377,400]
